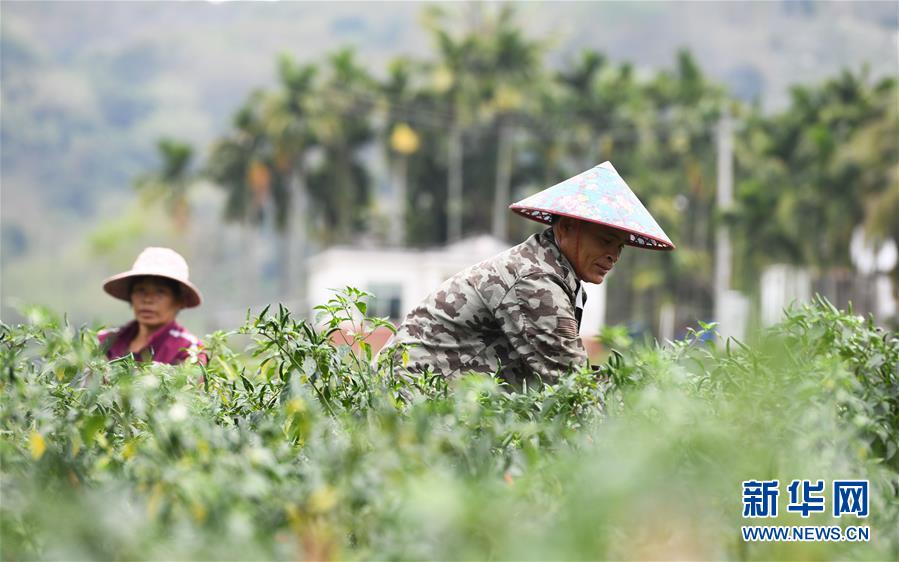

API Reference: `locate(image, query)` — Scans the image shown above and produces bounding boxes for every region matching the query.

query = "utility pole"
[492,120,513,241]
[447,122,463,243]
[714,110,737,338]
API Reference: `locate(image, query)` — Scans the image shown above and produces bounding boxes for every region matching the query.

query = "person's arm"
[494,274,588,383]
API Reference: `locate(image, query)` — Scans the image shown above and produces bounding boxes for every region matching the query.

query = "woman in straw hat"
[99,247,206,365]
[388,161,674,386]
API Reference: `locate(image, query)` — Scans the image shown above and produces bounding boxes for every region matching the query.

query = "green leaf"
[360,341,372,363]
[81,413,106,446]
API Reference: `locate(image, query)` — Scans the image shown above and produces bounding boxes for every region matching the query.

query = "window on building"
[367,283,403,320]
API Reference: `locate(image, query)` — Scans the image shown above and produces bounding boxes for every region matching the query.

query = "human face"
[130,277,182,331]
[554,217,627,284]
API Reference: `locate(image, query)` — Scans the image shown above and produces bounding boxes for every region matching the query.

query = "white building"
[307,235,608,337]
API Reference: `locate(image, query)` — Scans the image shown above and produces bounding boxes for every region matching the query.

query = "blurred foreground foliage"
[1,291,897,560]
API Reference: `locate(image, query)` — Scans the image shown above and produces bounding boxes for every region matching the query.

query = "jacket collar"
[146,320,181,347]
[109,319,182,359]
[537,227,581,297]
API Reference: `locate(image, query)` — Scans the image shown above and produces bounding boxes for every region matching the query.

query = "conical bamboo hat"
[509,161,675,250]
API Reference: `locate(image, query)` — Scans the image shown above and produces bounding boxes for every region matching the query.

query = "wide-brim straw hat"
[510,161,675,251]
[102,247,203,308]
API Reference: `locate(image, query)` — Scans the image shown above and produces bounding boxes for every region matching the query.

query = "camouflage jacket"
[390,227,587,385]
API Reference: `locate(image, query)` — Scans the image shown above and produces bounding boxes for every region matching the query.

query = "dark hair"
[551,214,562,225]
[128,276,183,301]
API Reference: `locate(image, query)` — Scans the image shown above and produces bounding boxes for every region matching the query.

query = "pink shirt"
[99,320,206,365]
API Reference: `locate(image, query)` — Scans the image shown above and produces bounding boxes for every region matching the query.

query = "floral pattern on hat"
[509,162,675,250]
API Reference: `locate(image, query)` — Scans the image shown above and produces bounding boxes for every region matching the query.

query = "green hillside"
[1,1,896,329]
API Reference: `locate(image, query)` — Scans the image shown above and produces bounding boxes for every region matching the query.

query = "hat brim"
[510,205,676,251]
[102,272,203,308]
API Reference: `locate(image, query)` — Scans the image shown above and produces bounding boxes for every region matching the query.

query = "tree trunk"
[279,162,308,311]
[336,146,354,244]
[241,217,258,307]
[390,155,407,246]
[492,119,514,241]
[447,122,464,243]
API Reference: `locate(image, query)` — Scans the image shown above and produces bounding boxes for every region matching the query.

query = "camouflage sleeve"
[494,274,588,383]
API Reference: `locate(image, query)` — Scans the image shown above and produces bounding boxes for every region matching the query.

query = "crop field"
[1,291,897,560]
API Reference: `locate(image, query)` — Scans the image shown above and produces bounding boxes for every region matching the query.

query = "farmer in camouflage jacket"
[390,162,675,386]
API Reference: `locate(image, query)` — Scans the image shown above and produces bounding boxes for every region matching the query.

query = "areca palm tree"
[380,57,423,245]
[640,52,724,309]
[834,75,899,286]
[739,70,894,274]
[208,100,271,224]
[727,69,898,319]
[135,138,196,235]
[556,50,608,171]
[262,54,318,300]
[207,97,272,303]
[306,48,374,246]
[423,5,482,243]
[482,5,541,241]
[575,50,727,332]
